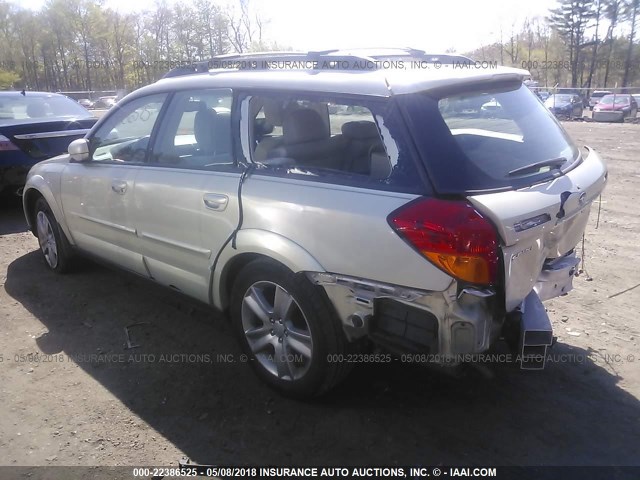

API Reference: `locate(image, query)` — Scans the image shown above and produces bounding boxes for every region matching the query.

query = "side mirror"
[68,138,90,162]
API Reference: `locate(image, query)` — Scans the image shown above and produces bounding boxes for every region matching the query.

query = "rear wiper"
[508,157,567,176]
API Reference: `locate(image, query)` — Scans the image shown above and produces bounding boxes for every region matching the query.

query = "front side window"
[247,93,426,193]
[90,94,167,163]
[402,83,580,194]
[150,89,234,170]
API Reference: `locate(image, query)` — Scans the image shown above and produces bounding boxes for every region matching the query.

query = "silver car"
[22,50,608,397]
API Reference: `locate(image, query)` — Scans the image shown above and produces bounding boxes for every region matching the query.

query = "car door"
[236,93,454,292]
[60,93,168,275]
[133,89,241,303]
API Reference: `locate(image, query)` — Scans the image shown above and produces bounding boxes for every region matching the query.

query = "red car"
[592,94,638,122]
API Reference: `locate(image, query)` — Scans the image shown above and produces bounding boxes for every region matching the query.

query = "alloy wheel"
[241,281,313,381]
[36,211,58,269]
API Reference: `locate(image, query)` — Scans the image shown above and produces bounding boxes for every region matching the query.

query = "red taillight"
[0,134,19,151]
[389,198,499,285]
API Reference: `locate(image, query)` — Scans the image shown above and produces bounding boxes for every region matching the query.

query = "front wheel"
[230,259,351,397]
[34,197,74,273]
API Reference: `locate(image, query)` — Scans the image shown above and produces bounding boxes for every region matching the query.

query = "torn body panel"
[307,272,502,361]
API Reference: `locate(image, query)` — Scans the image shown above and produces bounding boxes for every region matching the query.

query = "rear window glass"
[0,95,92,124]
[402,83,579,194]
[248,93,427,194]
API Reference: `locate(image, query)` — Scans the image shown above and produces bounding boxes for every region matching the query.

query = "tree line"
[0,0,281,91]
[0,0,639,93]
[467,0,640,90]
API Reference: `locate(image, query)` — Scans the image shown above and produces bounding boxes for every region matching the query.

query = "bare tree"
[622,0,639,86]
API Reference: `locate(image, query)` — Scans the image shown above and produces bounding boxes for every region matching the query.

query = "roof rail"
[162,48,475,78]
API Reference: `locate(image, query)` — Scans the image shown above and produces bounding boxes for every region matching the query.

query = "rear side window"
[401,83,580,194]
[247,93,427,194]
[328,104,376,134]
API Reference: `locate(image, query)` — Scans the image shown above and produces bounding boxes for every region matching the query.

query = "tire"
[34,197,74,273]
[230,258,351,398]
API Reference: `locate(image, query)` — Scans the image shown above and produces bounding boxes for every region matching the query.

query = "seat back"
[340,121,383,174]
[194,108,231,155]
[194,108,219,154]
[269,108,344,169]
[369,146,393,180]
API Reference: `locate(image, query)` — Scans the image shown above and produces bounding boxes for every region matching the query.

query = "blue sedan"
[544,94,584,120]
[0,91,97,195]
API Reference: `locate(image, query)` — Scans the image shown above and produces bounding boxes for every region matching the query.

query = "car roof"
[0,91,69,99]
[133,64,529,101]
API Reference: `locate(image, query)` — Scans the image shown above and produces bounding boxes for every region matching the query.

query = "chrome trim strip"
[73,212,136,234]
[14,129,90,140]
[139,231,212,257]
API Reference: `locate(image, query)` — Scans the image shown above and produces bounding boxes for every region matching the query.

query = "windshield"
[0,94,92,124]
[401,82,579,194]
[599,95,629,105]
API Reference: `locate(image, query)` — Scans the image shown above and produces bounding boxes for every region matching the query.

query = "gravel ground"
[0,120,639,474]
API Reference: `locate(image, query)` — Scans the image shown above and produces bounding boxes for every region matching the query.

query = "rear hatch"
[401,79,607,310]
[468,148,606,310]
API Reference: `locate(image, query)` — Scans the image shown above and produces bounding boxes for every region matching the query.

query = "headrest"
[283,109,329,144]
[341,121,379,139]
[254,117,274,137]
[27,102,47,118]
[212,111,231,154]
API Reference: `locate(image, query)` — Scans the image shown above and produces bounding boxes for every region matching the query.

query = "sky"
[8,0,558,54]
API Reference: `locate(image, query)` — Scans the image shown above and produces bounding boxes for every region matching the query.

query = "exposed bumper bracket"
[517,291,554,370]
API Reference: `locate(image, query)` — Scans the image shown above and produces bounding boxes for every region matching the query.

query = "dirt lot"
[0,120,639,472]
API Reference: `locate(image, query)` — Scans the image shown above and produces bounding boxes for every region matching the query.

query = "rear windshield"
[401,83,579,194]
[0,95,92,124]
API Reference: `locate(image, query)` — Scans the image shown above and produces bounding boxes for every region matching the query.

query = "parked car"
[544,94,584,119]
[0,91,97,195]
[480,98,503,116]
[559,89,587,107]
[588,90,612,110]
[536,91,550,101]
[77,98,94,109]
[592,94,638,122]
[93,96,117,109]
[22,50,607,397]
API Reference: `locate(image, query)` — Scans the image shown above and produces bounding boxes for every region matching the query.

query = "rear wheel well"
[24,189,44,235]
[221,253,273,312]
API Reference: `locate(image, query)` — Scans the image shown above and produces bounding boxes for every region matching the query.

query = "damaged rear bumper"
[308,262,570,369]
[306,273,502,361]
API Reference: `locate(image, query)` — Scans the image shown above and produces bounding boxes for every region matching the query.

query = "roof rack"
[162,48,475,78]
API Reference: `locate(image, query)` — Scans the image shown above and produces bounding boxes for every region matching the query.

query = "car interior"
[250,96,393,180]
[151,96,234,168]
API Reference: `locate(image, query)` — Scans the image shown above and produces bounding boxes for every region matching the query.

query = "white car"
[22,49,607,397]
